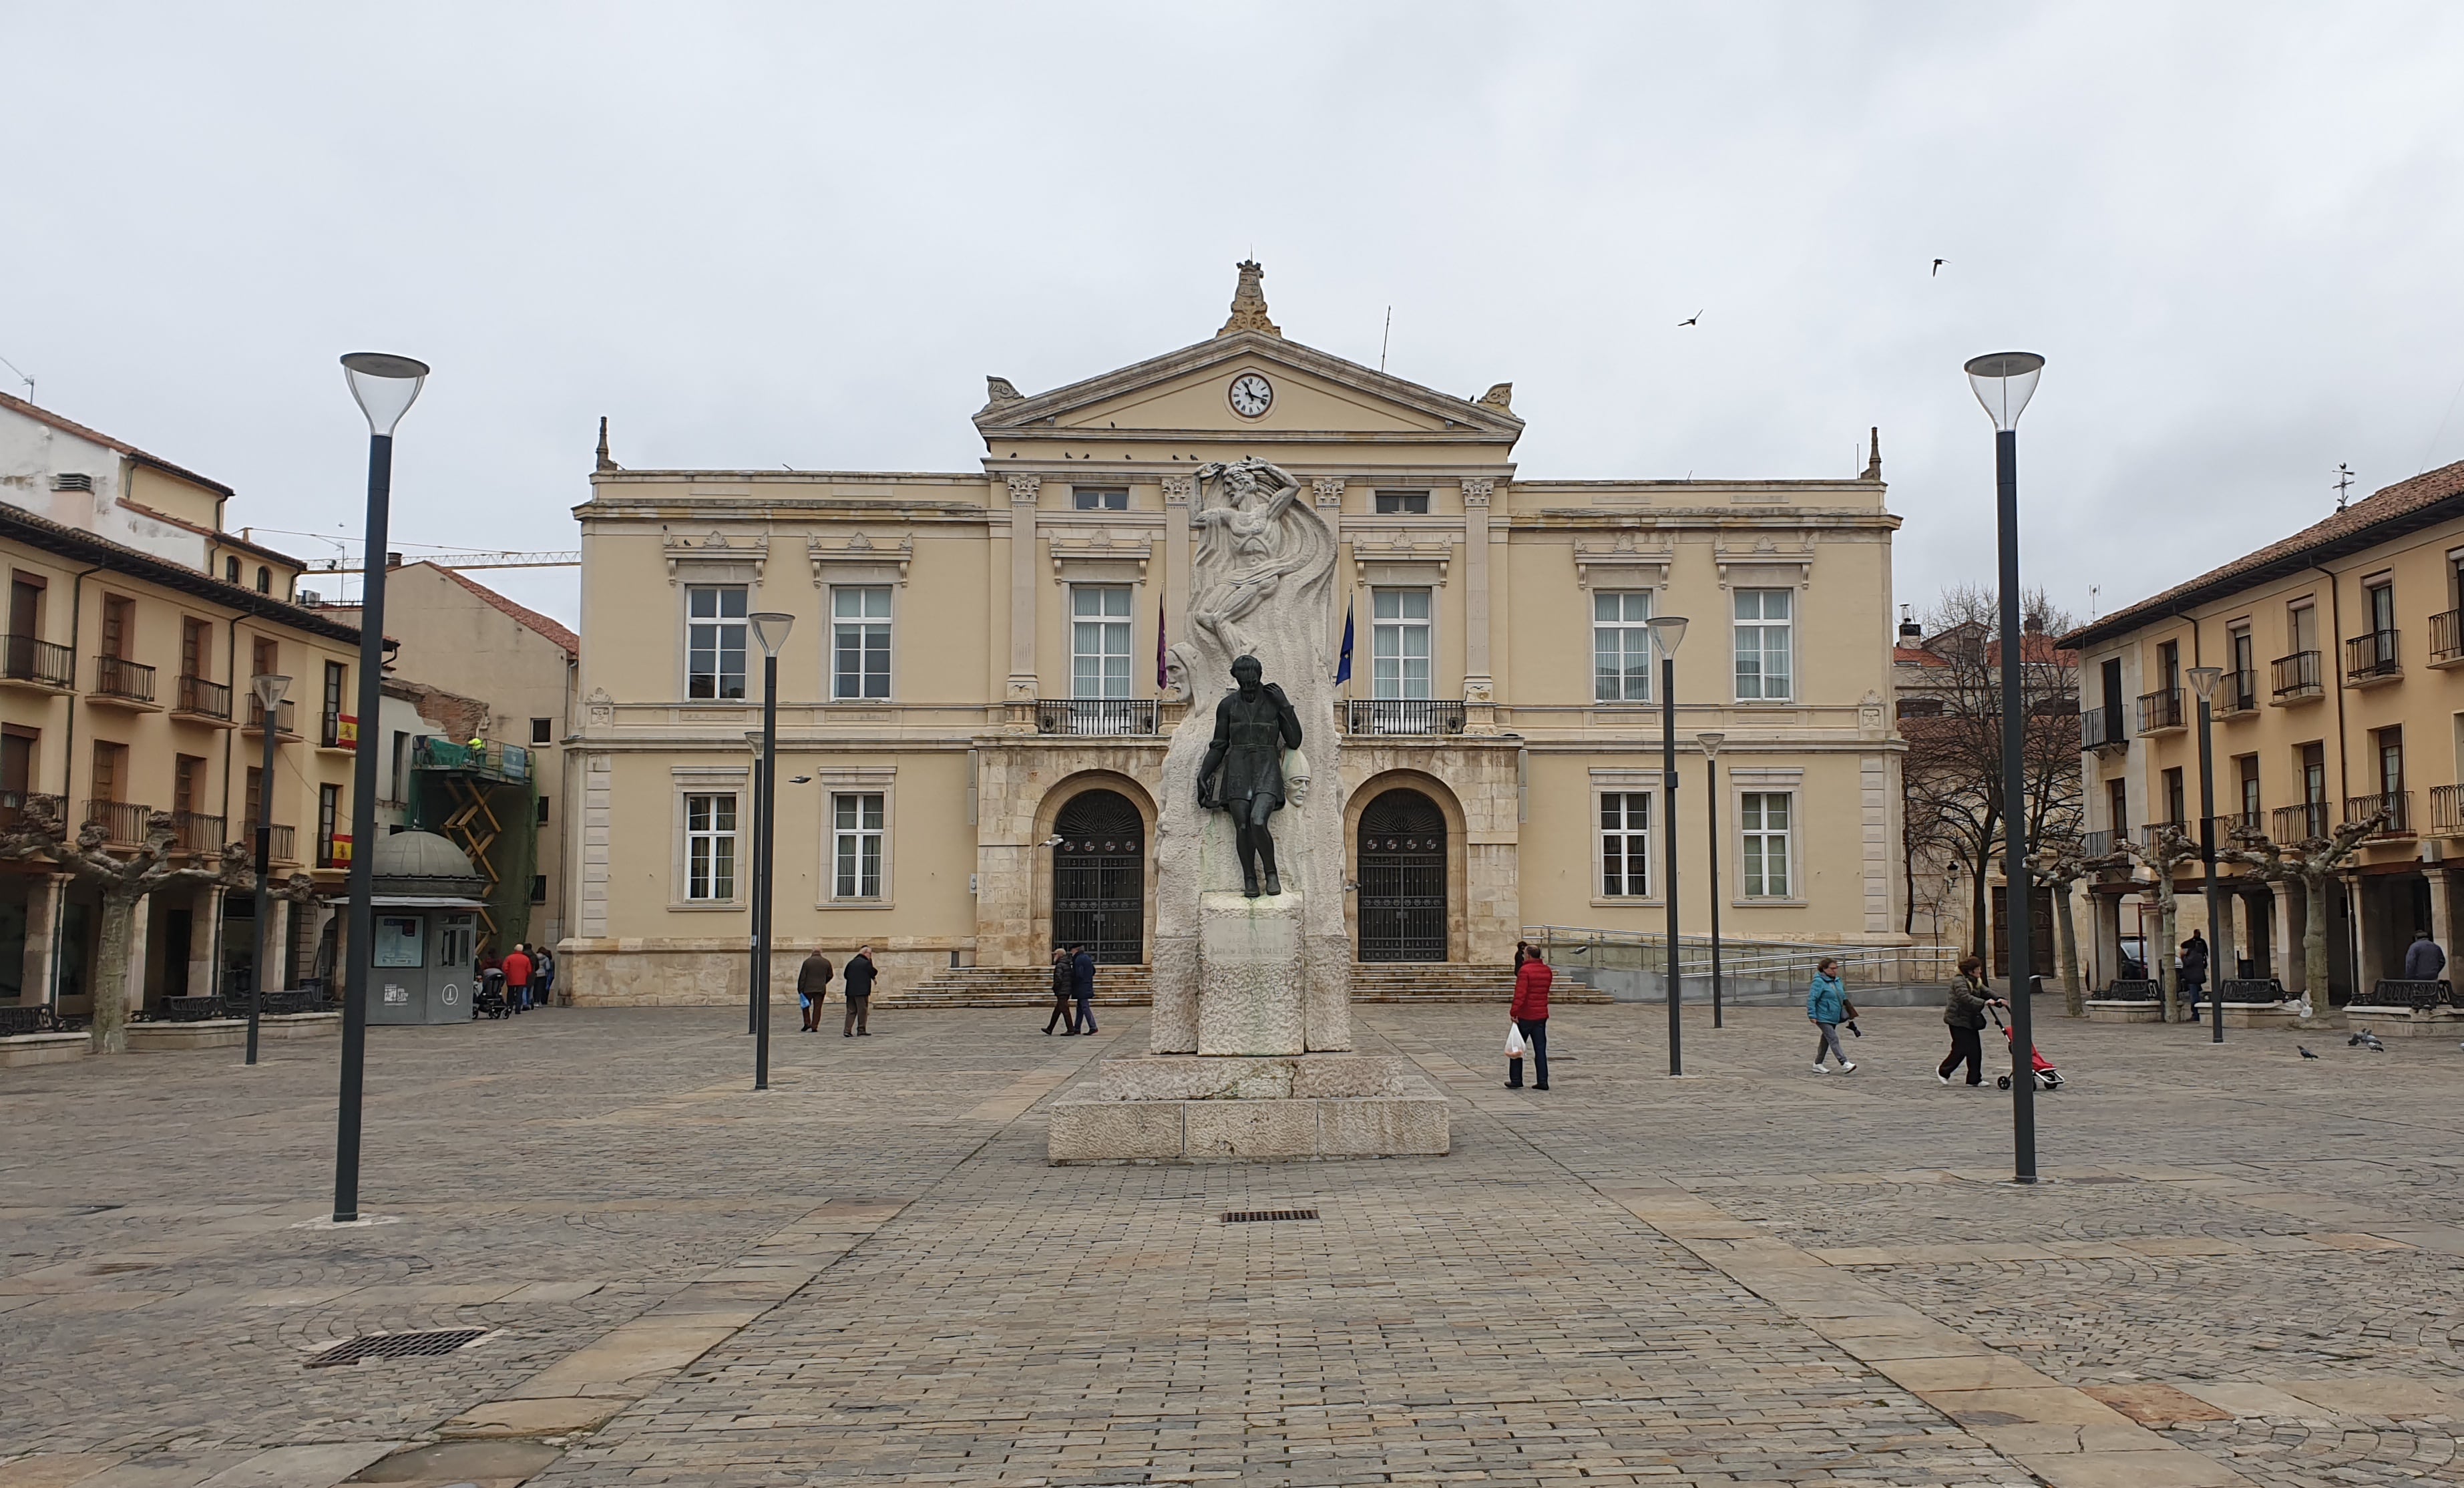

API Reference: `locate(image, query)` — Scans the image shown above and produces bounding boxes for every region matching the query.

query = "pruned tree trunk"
[89,890,140,1055]
[2053,884,2083,1016]
[2303,876,2332,1026]
[2155,878,2181,1023]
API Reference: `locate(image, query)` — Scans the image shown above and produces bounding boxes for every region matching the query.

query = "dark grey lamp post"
[748,612,793,1091]
[333,352,427,1224]
[1647,614,1690,1075]
[2186,664,2226,1044]
[1965,349,2044,1185]
[1697,731,1726,1029]
[244,671,290,1067]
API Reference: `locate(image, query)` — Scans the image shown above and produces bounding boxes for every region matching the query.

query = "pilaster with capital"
[1163,476,1193,697]
[1460,479,1497,727]
[1004,474,1042,726]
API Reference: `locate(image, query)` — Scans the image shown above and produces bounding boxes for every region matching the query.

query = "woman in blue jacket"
[1807,958,1855,1074]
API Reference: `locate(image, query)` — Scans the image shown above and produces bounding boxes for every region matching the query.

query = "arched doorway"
[1052,789,1145,964]
[1358,788,1447,962]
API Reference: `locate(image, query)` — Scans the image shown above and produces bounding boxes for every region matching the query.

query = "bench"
[0,1004,62,1038]
[156,996,232,1022]
[2353,978,2451,1012]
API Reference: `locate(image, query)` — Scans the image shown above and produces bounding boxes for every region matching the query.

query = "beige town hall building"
[558,266,1910,1003]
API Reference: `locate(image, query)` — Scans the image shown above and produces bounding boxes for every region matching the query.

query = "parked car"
[2118,934,2149,980]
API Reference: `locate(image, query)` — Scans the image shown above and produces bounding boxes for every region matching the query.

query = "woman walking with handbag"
[1807,957,1855,1074]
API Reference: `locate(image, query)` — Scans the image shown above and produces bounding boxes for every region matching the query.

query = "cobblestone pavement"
[1,1000,2458,1487]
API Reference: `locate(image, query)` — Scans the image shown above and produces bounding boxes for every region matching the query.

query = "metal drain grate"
[305,1328,490,1368]
[1223,1209,1319,1224]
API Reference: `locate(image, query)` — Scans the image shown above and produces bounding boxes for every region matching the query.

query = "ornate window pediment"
[1572,534,1675,590]
[662,531,767,586]
[1048,530,1152,584]
[1351,534,1454,588]
[809,532,913,586]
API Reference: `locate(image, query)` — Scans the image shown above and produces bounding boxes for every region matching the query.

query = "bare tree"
[2220,814,2382,1027]
[2115,824,2201,1022]
[2,801,252,1053]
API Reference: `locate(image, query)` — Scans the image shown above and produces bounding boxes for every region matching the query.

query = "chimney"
[2023,612,2045,634]
[386,552,403,570]
[1897,602,1922,641]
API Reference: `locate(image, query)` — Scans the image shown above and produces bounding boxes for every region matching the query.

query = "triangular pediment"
[974,331,1524,447]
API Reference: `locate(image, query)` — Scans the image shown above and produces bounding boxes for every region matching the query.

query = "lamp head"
[1964,351,2044,432]
[340,353,429,437]
[1695,731,1725,759]
[2186,665,2223,702]
[748,611,794,657]
[251,673,291,710]
[1645,614,1689,657]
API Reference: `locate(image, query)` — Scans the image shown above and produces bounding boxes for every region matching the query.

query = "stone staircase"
[897,961,1608,1008]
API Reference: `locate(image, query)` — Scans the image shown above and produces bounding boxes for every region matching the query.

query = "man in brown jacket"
[797,947,834,1033]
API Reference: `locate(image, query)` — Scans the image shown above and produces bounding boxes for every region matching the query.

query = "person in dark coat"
[2180,930,2210,1022]
[1507,948,1553,1090]
[1043,946,1077,1035]
[2403,929,2447,983]
[841,945,877,1036]
[1938,956,2004,1087]
[797,946,834,1033]
[1070,943,1099,1035]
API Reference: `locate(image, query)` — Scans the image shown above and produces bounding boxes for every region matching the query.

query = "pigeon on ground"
[2298,1046,2320,1059]
[2348,1031,2386,1051]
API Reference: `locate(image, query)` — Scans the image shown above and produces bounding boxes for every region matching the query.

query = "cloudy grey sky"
[7,3,2462,631]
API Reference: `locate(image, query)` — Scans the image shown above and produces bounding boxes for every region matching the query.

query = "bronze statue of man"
[1197,655,1303,897]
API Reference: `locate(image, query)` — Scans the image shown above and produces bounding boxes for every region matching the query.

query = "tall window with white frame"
[1733,589,1793,701]
[684,793,738,902]
[1593,591,1654,703]
[831,587,891,700]
[1599,792,1651,898]
[686,586,748,701]
[833,792,885,900]
[1739,791,1792,898]
[1371,589,1432,699]
[1070,586,1133,699]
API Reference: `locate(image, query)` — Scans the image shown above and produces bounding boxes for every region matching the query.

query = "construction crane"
[309,550,580,573]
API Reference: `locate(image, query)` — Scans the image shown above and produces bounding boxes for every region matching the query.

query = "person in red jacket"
[501,944,534,1012]
[1508,948,1553,1090]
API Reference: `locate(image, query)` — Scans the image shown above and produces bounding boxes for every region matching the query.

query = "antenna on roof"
[2334,463,2354,512]
[2089,584,2100,620]
[1380,307,1392,373]
[0,350,32,401]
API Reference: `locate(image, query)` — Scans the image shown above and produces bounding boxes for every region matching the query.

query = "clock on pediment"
[1228,373,1273,419]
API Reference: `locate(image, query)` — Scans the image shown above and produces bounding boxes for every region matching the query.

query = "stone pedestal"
[2342,1006,2463,1037]
[1049,1053,1449,1162]
[2085,1000,2166,1023]
[1197,891,1303,1055]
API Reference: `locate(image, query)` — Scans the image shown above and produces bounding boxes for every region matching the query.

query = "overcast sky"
[7,4,2462,632]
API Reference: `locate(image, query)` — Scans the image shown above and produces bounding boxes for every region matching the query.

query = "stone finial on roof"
[1215,260,1282,339]
[1864,426,1882,482]
[596,416,618,473]
[986,375,1023,405]
[1479,383,1513,411]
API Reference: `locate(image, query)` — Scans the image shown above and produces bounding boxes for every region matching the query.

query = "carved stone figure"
[1177,457,1333,681]
[1197,655,1303,897]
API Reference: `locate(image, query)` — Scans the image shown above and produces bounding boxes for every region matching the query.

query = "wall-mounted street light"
[333,353,427,1224]
[244,673,292,1067]
[2185,664,2226,1045]
[1697,731,1727,1029]
[748,612,793,1091]
[1965,349,2045,1184]
[1647,614,1690,1076]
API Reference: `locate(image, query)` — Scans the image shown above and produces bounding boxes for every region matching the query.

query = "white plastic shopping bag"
[1506,1022,1527,1058]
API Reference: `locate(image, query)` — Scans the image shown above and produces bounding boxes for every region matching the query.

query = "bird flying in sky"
[1932,258,1946,276]
[1677,311,1701,327]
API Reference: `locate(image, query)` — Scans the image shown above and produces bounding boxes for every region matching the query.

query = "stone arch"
[1344,770,1470,964]
[1030,771,1159,964]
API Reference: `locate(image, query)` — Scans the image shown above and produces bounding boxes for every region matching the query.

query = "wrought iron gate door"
[1052,789,1145,964]
[1358,789,1447,962]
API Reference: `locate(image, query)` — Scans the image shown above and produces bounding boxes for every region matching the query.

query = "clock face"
[1229,373,1273,418]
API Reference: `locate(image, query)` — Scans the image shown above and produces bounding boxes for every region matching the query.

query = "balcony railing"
[93,655,156,703]
[2270,650,2322,701]
[2222,809,2265,841]
[2214,669,2258,717]
[1034,699,1159,737]
[1345,699,1468,737]
[320,710,358,750]
[2344,629,2401,684]
[83,800,154,846]
[244,697,297,735]
[174,674,232,721]
[2081,828,2118,860]
[0,790,65,833]
[2345,791,2412,837]
[412,735,532,783]
[262,823,298,864]
[1,634,75,688]
[170,810,225,854]
[2079,707,2126,750]
[2135,687,2184,733]
[2431,785,2464,837]
[2433,610,2464,666]
[2272,801,2330,842]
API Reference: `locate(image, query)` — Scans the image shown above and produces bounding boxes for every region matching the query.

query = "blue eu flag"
[1333,596,1355,684]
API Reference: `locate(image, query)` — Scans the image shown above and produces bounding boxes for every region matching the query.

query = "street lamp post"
[1965,350,2045,1185]
[244,673,290,1067]
[1648,614,1691,1075]
[2186,665,2226,1044]
[333,353,428,1224]
[748,612,793,1091]
[1697,731,1726,1029]
[746,749,764,1038]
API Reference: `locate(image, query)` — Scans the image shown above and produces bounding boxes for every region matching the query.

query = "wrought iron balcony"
[2272,801,2330,842]
[1,634,74,689]
[2344,629,2401,685]
[2430,785,2464,837]
[0,790,64,833]
[2213,668,2258,717]
[2344,791,2412,837]
[244,697,297,736]
[2081,828,2118,860]
[2433,610,2464,667]
[2079,707,2126,750]
[93,655,156,704]
[170,810,226,854]
[1344,699,1467,737]
[1035,699,1159,737]
[82,800,154,846]
[2270,649,2322,702]
[2221,809,2265,841]
[2135,687,2184,734]
[174,674,232,721]
[262,823,298,864]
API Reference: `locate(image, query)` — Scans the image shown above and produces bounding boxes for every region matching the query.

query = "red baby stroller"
[1989,1004,2062,1090]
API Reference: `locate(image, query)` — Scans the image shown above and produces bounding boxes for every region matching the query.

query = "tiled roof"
[2064,459,2464,650]
[0,390,236,498]
[0,499,361,644]
[413,562,579,657]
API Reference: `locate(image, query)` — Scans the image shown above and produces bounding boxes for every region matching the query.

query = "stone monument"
[1048,457,1450,1161]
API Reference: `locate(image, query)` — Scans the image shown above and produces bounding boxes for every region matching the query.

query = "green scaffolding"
[406,738,539,954]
